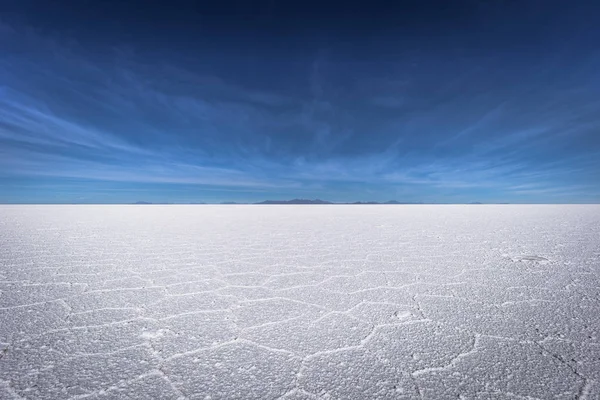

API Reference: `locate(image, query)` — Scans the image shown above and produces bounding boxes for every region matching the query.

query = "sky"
[1,0,599,204]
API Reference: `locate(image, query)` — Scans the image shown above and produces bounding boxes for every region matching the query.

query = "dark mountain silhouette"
[255,199,426,205]
[130,199,428,205]
[256,199,333,205]
[384,200,424,204]
[128,199,473,205]
[132,201,175,204]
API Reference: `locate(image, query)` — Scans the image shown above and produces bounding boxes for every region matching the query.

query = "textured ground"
[0,205,599,399]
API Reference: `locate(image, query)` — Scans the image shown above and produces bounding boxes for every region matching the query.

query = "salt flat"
[0,205,599,399]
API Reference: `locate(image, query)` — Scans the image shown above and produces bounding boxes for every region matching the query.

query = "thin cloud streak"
[1,10,599,203]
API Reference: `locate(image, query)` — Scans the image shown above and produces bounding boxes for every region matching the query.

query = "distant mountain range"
[256,199,333,204]
[132,199,431,205]
[133,201,205,204]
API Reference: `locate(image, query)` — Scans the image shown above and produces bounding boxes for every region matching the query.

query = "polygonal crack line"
[153,308,235,322]
[407,331,593,400]
[416,292,509,310]
[418,288,560,342]
[11,316,161,344]
[0,297,72,311]
[275,388,321,400]
[67,306,141,316]
[236,296,330,311]
[310,310,364,325]
[533,341,589,399]
[238,315,308,332]
[412,294,427,319]
[411,334,479,378]
[321,283,415,296]
[247,317,428,387]
[65,370,187,400]
[467,389,543,400]
[163,337,300,363]
[264,276,340,292]
[499,299,559,307]
[291,321,403,391]
[83,286,166,295]
[345,300,416,312]
[97,275,153,288]
[162,288,223,297]
[215,284,274,297]
[144,292,238,306]
[153,366,188,400]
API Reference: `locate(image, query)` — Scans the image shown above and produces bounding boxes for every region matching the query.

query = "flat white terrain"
[0,205,599,399]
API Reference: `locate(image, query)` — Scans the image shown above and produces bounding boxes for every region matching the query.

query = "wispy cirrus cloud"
[1,16,599,203]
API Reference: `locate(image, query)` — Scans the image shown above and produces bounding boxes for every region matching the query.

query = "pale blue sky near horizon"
[1,1,599,204]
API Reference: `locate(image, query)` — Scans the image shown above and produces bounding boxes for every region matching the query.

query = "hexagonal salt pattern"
[1,204,599,399]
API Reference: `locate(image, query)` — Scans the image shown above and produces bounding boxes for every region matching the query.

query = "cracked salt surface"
[0,205,599,399]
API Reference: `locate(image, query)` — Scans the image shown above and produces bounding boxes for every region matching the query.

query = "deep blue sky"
[1,0,599,203]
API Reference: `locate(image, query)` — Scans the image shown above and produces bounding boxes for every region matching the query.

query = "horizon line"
[2,202,599,205]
